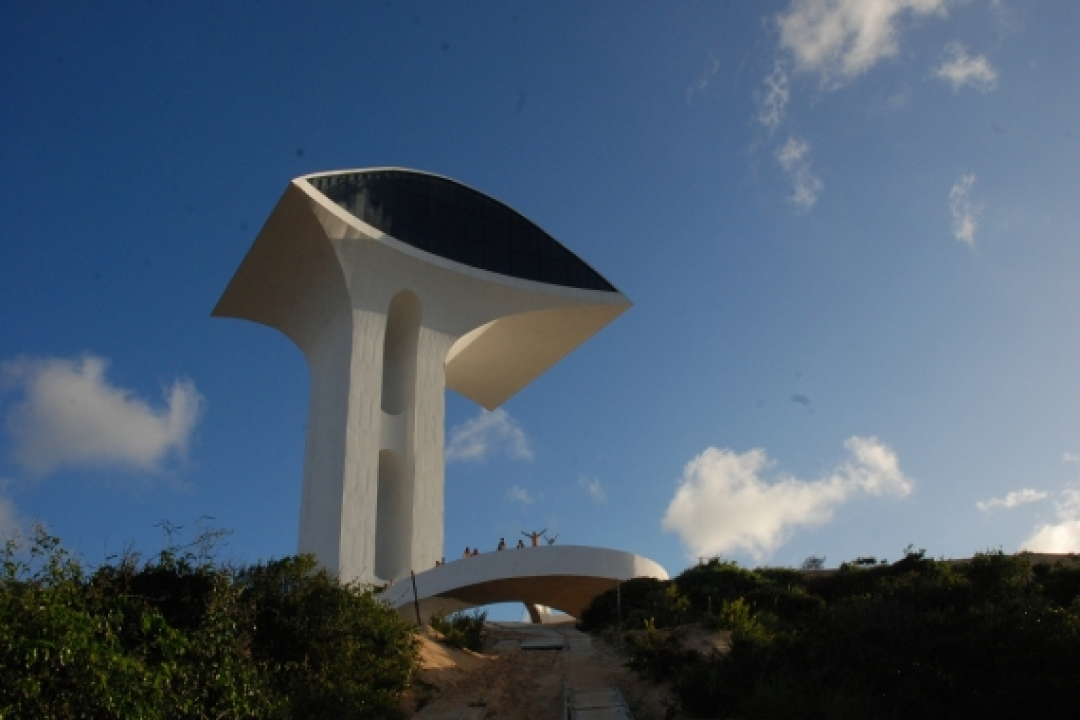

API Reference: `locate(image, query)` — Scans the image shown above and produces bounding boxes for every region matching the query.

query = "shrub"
[429,609,487,652]
[582,548,1080,719]
[624,622,697,683]
[578,577,674,631]
[674,559,763,613]
[241,555,419,719]
[0,526,418,720]
[743,587,824,623]
[1,526,275,719]
[1033,559,1080,607]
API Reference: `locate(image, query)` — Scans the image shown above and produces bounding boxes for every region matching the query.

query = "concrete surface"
[381,544,668,621]
[214,169,630,585]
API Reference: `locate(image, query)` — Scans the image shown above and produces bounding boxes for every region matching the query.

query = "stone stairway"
[563,684,634,719]
[412,706,487,720]
[413,623,638,719]
[560,628,634,719]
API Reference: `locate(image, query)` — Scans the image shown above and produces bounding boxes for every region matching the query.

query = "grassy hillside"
[581,550,1080,719]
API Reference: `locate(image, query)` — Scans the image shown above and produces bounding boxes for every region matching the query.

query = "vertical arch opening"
[375,450,412,580]
[375,290,421,580]
[381,291,421,414]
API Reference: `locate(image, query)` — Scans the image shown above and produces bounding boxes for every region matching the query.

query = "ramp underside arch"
[380,545,668,622]
[433,575,621,619]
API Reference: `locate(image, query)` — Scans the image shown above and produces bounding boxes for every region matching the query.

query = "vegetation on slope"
[0,526,418,719]
[429,609,488,653]
[581,550,1080,719]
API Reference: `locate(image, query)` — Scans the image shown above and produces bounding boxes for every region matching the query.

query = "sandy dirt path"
[406,621,676,719]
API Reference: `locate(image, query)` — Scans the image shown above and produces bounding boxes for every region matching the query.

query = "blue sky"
[3,0,1080,593]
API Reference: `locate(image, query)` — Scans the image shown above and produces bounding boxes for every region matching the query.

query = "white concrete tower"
[214,169,630,585]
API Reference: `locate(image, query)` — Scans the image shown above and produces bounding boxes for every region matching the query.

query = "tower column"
[299,301,388,582]
[411,325,455,572]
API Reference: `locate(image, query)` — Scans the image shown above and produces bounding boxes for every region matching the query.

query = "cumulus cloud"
[445,409,532,464]
[686,53,721,103]
[776,136,824,209]
[935,42,997,92]
[777,0,953,86]
[756,62,791,129]
[1022,522,1080,554]
[506,484,534,505]
[580,475,607,505]
[2,355,202,476]
[976,488,1048,512]
[949,173,981,246]
[662,436,913,561]
[1021,489,1080,553]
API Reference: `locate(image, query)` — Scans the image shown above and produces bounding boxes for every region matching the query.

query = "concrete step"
[520,636,565,650]
[413,703,487,719]
[564,683,633,719]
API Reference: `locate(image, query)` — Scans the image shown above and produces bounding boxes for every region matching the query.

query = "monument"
[215,168,666,615]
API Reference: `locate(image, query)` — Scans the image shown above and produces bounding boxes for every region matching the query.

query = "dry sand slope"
[405,620,680,719]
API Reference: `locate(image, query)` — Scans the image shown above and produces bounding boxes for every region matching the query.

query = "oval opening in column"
[375,290,421,580]
[381,290,421,415]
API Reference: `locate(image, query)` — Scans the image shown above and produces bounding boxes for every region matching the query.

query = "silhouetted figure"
[464,546,471,558]
[517,539,525,548]
[471,548,479,557]
[546,534,559,546]
[522,529,547,547]
[497,538,506,550]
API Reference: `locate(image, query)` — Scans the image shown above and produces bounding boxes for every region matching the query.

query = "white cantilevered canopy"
[214,169,631,409]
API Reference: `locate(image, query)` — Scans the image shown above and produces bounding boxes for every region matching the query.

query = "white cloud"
[756,62,790,129]
[1021,489,1080,553]
[949,173,981,246]
[662,436,912,561]
[506,484,534,505]
[445,408,532,464]
[2,355,202,476]
[935,42,997,92]
[988,0,1013,31]
[1021,521,1080,554]
[886,86,912,109]
[776,136,824,209]
[777,0,953,86]
[0,492,20,539]
[580,475,607,505]
[976,488,1048,512]
[686,53,721,103]
[1058,488,1080,518]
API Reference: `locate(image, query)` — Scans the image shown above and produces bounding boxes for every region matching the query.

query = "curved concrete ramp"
[380,545,667,621]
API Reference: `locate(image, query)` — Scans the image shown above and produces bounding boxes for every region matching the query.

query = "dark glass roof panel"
[307,170,617,292]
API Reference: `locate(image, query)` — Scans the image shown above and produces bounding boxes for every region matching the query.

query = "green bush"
[577,577,675,631]
[1033,558,1080,606]
[241,555,419,719]
[429,609,487,652]
[625,622,697,683]
[675,559,764,613]
[1,526,274,719]
[743,587,824,623]
[0,526,418,720]
[580,548,1080,719]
